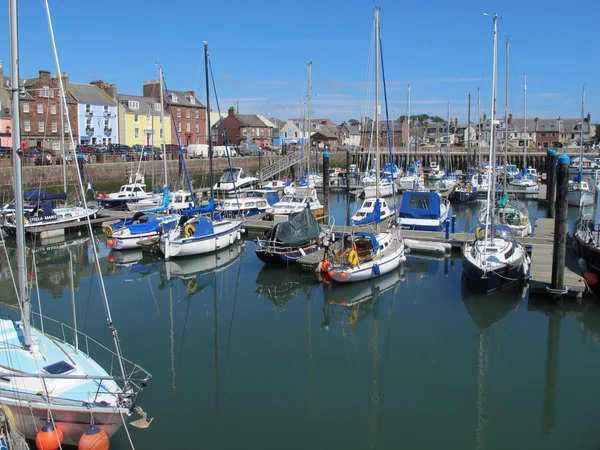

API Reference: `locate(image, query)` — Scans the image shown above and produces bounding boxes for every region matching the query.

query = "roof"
[168,90,205,108]
[116,94,169,116]
[236,113,269,127]
[69,83,116,106]
[256,114,277,128]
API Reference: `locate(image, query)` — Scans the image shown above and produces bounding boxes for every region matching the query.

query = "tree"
[348,119,360,126]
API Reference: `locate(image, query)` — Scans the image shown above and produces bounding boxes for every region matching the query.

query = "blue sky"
[1,0,598,125]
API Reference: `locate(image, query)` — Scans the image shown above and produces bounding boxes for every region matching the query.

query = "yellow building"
[116,94,171,147]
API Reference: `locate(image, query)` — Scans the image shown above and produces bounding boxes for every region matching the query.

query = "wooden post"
[546,148,557,218]
[551,153,569,292]
[323,151,330,225]
[345,148,351,193]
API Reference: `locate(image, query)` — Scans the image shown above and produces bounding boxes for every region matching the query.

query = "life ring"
[104,225,113,236]
[467,185,473,191]
[0,404,15,432]
[522,216,529,225]
[185,279,198,292]
[475,227,485,239]
[349,309,358,325]
[184,224,196,237]
[348,250,359,267]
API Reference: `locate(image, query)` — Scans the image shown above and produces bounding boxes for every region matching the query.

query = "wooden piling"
[550,153,569,293]
[546,148,557,218]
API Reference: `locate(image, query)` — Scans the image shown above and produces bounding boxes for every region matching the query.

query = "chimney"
[483,112,487,125]
[91,80,116,99]
[0,61,3,90]
[587,112,591,123]
[143,80,161,99]
[39,70,51,80]
[60,72,69,93]
[509,111,513,124]
[228,106,235,117]
[188,90,195,97]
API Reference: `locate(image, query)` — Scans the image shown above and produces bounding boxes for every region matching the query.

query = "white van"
[187,144,209,159]
[213,145,237,157]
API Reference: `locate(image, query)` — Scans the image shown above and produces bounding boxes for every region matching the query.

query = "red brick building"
[214,107,273,146]
[19,70,79,151]
[142,80,206,146]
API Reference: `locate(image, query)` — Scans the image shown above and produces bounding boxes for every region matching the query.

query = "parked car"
[0,147,12,157]
[239,143,261,156]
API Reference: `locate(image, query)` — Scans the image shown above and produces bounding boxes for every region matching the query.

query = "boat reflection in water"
[322,265,405,328]
[255,266,320,308]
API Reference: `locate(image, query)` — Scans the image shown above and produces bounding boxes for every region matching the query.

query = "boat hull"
[161,221,243,259]
[449,189,478,202]
[328,245,406,283]
[568,189,594,207]
[113,231,160,250]
[363,183,395,198]
[255,243,321,267]
[98,198,139,211]
[462,250,525,293]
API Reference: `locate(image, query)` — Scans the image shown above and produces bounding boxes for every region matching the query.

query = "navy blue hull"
[449,190,478,202]
[97,198,139,211]
[462,254,525,293]
[255,244,321,267]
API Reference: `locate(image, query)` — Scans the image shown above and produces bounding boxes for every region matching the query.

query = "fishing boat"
[255,206,330,266]
[568,88,594,208]
[462,14,530,293]
[215,188,279,219]
[398,191,450,231]
[96,172,152,210]
[351,197,394,224]
[213,167,260,199]
[0,4,152,444]
[320,7,406,284]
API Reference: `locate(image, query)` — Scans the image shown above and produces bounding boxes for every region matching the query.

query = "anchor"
[129,406,154,429]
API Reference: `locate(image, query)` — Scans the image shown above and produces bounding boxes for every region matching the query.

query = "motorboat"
[351,197,394,224]
[266,186,324,220]
[96,172,151,210]
[398,191,450,231]
[425,161,445,180]
[127,189,195,212]
[216,189,279,219]
[213,167,260,199]
[568,179,594,207]
[363,176,396,198]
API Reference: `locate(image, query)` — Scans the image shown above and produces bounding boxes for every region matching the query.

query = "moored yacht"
[97,172,151,210]
[216,188,279,219]
[266,186,324,220]
[213,167,260,199]
[398,191,450,231]
[352,197,394,224]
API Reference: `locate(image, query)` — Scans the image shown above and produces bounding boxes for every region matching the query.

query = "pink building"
[0,111,11,148]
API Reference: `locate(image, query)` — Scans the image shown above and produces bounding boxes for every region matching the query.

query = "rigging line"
[223,246,242,376]
[43,0,128,384]
[379,34,397,210]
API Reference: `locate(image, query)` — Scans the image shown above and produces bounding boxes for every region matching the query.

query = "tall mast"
[483,13,498,257]
[477,87,481,165]
[158,65,167,188]
[523,74,527,170]
[407,84,411,170]
[579,87,585,176]
[9,0,31,349]
[204,43,214,199]
[467,93,471,167]
[503,39,509,192]
[374,7,380,201]
[307,61,312,178]
[446,102,450,173]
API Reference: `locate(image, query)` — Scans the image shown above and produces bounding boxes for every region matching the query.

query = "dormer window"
[170,94,178,103]
[128,101,140,110]
[190,97,195,105]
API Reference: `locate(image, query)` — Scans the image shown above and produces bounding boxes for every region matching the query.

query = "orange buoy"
[340,272,347,279]
[97,193,103,199]
[104,194,110,199]
[78,424,110,450]
[328,300,334,305]
[328,270,335,278]
[321,260,330,271]
[584,272,598,286]
[106,239,115,247]
[36,421,63,450]
[107,253,116,263]
[339,299,347,305]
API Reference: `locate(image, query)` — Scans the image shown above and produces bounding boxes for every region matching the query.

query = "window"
[186,109,190,119]
[37,103,43,114]
[154,103,161,111]
[242,128,247,135]
[128,101,140,109]
[51,121,57,132]
[63,122,69,133]
[134,128,140,139]
[103,105,109,113]
[159,129,163,139]
[86,118,92,128]
[195,110,199,119]
[196,136,200,144]
[186,122,190,132]
[171,94,178,103]
[195,123,199,133]
[85,103,91,112]
[134,114,139,123]
[39,85,51,98]
[551,132,556,137]
[176,108,181,118]
[541,132,547,137]
[38,120,44,132]
[190,97,195,105]
[104,119,109,128]
[177,121,181,132]
[24,120,30,132]
[50,104,56,115]
[52,142,60,151]
[22,102,29,113]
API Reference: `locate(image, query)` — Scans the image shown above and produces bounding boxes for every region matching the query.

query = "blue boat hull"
[255,244,321,267]
[97,198,139,211]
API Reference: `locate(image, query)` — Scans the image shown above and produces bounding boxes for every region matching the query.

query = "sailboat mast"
[307,61,312,178]
[375,7,380,201]
[523,74,527,170]
[503,39,509,192]
[204,43,214,199]
[407,84,411,171]
[579,87,585,175]
[446,102,450,173]
[159,65,168,188]
[468,93,471,167]
[483,13,498,253]
[477,87,481,166]
[9,0,31,349]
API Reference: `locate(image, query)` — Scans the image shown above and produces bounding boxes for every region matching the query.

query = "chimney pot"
[228,107,235,117]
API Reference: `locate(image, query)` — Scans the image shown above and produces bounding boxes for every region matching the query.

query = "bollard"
[444,218,450,239]
[451,214,457,233]
[346,148,351,193]
[546,148,557,218]
[323,151,330,225]
[550,153,569,293]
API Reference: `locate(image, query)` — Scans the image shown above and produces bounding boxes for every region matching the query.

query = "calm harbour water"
[1,194,599,450]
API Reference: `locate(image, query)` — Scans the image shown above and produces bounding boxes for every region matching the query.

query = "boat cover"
[24,190,67,202]
[496,191,509,208]
[266,206,320,246]
[191,217,215,236]
[399,191,441,220]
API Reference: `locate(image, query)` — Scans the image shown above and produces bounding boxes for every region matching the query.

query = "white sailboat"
[0,2,151,445]
[568,87,594,207]
[321,6,406,283]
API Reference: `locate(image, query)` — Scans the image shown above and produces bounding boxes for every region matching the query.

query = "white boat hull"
[363,183,395,198]
[568,189,594,207]
[328,242,406,283]
[161,221,243,259]
[113,231,159,250]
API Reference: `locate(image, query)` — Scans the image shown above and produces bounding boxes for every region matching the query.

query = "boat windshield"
[220,169,239,183]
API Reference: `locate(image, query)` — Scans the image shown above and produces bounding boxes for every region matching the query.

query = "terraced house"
[114,94,172,147]
[142,80,206,146]
[69,80,118,145]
